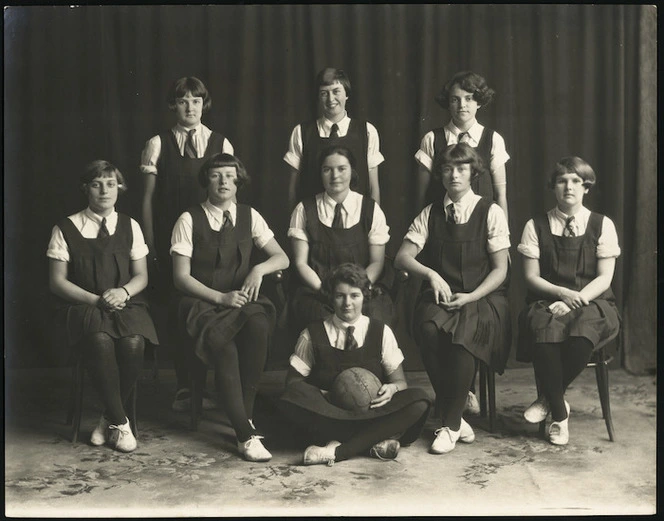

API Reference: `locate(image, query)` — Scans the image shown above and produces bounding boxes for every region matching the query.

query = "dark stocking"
[438,340,476,431]
[83,332,124,425]
[115,335,145,407]
[335,401,430,462]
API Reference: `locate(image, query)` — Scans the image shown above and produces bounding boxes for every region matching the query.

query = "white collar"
[332,313,366,329]
[443,188,476,208]
[322,190,351,209]
[84,207,117,224]
[447,119,483,141]
[174,122,204,135]
[321,112,350,129]
[554,205,588,220]
[203,199,236,220]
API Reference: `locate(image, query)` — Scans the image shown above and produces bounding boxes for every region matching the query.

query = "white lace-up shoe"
[430,427,460,454]
[108,418,137,453]
[465,391,481,415]
[548,418,570,445]
[303,440,341,466]
[90,415,110,446]
[459,418,475,443]
[238,435,272,462]
[524,397,570,423]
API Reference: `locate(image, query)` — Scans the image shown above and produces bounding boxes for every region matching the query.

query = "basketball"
[330,367,382,412]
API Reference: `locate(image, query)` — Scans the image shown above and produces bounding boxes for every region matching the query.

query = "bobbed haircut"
[198,153,251,190]
[324,263,372,304]
[548,156,596,190]
[318,145,360,189]
[167,76,212,113]
[432,143,486,183]
[80,160,128,194]
[435,71,495,109]
[316,67,352,98]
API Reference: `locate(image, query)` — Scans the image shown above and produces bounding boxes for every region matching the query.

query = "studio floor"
[4,365,657,517]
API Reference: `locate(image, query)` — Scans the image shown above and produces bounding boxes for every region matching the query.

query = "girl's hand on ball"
[370,383,397,408]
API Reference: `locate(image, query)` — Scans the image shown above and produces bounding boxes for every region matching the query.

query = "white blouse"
[170,200,274,258]
[290,314,404,378]
[283,112,385,171]
[518,206,621,259]
[140,123,234,175]
[288,190,390,245]
[415,120,509,184]
[47,208,149,262]
[404,189,511,254]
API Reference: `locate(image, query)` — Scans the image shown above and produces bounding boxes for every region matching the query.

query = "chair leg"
[487,369,496,433]
[595,359,616,441]
[478,364,487,418]
[190,361,205,431]
[71,359,84,443]
[66,364,76,426]
[535,376,547,438]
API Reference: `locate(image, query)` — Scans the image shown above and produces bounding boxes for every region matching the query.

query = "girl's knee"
[418,321,439,344]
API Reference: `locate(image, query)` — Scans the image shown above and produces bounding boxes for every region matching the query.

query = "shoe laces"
[244,434,265,449]
[109,421,130,439]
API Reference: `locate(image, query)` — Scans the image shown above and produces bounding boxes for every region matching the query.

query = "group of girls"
[47,68,621,465]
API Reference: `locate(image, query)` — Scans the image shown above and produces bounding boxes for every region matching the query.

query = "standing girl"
[415,71,510,222]
[48,160,158,452]
[140,76,234,411]
[517,157,621,445]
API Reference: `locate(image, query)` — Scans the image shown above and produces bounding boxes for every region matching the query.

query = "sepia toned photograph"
[4,4,657,517]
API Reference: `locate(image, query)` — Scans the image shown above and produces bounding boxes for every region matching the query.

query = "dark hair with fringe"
[198,153,250,190]
[80,160,128,194]
[432,143,486,184]
[167,76,212,113]
[548,156,596,190]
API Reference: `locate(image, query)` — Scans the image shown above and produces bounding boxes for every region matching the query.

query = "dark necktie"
[457,131,469,144]
[222,210,233,230]
[332,203,343,228]
[344,326,358,350]
[98,217,110,238]
[564,216,576,237]
[329,123,339,139]
[184,129,197,158]
[446,203,457,224]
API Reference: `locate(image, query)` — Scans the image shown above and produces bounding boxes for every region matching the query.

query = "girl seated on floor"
[280,263,431,466]
[171,153,289,462]
[517,156,621,445]
[47,160,159,453]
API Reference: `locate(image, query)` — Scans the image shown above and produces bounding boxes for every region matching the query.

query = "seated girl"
[288,145,393,334]
[47,160,159,452]
[280,263,431,465]
[517,156,621,445]
[171,153,289,461]
[394,143,511,455]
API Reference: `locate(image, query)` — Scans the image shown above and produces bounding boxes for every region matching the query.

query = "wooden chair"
[538,344,616,441]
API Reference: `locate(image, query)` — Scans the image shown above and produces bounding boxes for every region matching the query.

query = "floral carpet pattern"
[5,367,656,517]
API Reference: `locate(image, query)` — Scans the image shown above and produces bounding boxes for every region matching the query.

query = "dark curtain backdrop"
[4,5,656,373]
